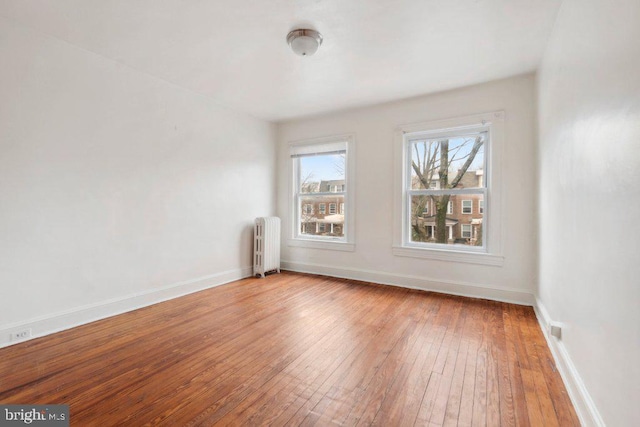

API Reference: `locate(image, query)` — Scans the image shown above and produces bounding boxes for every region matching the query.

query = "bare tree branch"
[450,136,483,188]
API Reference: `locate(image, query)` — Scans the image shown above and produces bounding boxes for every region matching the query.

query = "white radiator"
[254,217,281,278]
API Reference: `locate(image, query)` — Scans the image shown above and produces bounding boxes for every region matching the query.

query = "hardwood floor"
[0,272,579,426]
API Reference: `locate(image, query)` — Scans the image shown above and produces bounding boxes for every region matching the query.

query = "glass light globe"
[290,35,319,56]
[287,29,323,57]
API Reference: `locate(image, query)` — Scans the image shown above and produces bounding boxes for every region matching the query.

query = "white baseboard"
[533,298,605,427]
[0,266,253,349]
[281,260,535,306]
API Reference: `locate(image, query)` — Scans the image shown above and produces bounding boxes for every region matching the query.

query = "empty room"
[0,0,637,426]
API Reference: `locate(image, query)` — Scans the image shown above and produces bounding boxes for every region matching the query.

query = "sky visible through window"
[300,153,345,182]
[411,135,485,177]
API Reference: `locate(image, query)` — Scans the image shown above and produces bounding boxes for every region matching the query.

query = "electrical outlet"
[549,323,562,339]
[10,328,32,342]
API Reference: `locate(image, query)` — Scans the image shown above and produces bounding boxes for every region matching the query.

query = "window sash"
[292,157,347,242]
[404,189,487,250]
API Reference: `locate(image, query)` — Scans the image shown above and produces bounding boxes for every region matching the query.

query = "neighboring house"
[413,170,484,245]
[300,180,345,237]
[318,179,345,193]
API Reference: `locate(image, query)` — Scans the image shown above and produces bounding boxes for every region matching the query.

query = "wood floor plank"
[0,272,578,426]
[457,300,484,427]
[485,304,502,427]
[491,302,517,427]
[428,299,469,426]
[514,305,546,427]
[442,334,469,427]
[502,306,531,427]
[420,299,467,426]
[471,306,489,427]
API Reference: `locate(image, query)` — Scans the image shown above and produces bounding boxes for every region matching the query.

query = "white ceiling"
[0,0,561,121]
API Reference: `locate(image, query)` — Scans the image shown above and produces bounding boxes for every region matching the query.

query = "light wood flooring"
[0,272,579,426]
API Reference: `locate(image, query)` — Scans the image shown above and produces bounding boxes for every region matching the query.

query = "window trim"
[288,134,355,252]
[392,111,504,266]
[461,224,472,238]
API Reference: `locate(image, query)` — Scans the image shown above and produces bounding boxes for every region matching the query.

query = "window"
[403,128,486,250]
[393,112,504,264]
[462,200,472,214]
[290,135,355,251]
[393,112,509,265]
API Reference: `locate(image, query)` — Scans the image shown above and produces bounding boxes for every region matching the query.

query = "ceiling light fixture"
[286,29,323,56]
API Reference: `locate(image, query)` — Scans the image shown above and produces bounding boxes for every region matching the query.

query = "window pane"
[462,200,472,214]
[299,195,345,237]
[410,193,484,246]
[410,133,485,190]
[299,153,345,193]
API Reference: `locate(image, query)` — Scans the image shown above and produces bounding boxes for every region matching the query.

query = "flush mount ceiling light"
[286,29,323,56]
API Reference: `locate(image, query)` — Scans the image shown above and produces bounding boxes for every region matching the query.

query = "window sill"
[392,246,504,266]
[288,239,355,252]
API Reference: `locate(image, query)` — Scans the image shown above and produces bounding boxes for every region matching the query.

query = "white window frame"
[462,200,472,214]
[319,203,326,214]
[392,111,504,266]
[461,224,472,238]
[447,200,453,214]
[329,203,337,214]
[479,200,484,214]
[288,134,355,251]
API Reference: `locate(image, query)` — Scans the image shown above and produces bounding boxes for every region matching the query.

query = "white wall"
[0,17,276,345]
[537,0,640,426]
[277,75,538,304]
